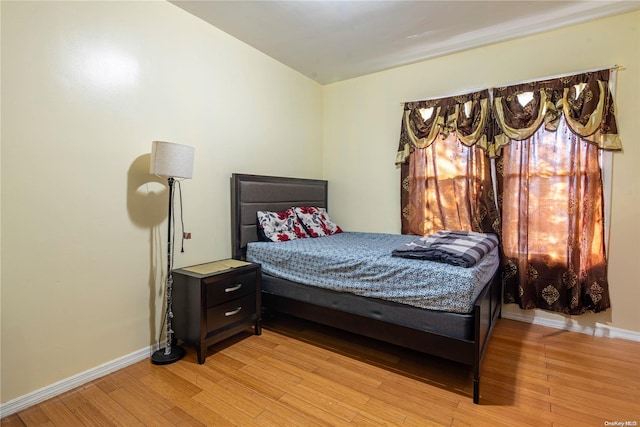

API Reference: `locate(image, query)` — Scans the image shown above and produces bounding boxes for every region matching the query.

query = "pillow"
[294,207,342,237]
[257,209,309,242]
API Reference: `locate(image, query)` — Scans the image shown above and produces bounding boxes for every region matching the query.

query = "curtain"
[492,69,622,154]
[397,69,623,315]
[397,90,500,236]
[493,70,622,314]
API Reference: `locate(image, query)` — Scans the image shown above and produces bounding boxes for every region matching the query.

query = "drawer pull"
[225,307,242,317]
[225,284,243,293]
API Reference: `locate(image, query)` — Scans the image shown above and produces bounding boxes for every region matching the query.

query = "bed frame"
[231,173,502,403]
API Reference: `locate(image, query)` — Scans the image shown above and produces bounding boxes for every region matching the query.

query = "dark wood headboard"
[231,173,328,259]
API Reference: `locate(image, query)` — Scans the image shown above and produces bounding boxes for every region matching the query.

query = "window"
[501,122,605,263]
[397,89,499,237]
[398,68,622,315]
[498,117,610,313]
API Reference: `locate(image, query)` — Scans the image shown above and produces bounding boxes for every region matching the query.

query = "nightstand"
[172,259,261,364]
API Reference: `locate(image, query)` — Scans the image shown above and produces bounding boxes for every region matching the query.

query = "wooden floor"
[3,316,639,426]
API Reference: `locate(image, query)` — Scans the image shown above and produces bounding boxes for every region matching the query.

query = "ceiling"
[171,1,640,85]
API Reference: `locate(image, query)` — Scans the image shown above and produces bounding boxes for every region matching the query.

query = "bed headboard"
[231,173,328,259]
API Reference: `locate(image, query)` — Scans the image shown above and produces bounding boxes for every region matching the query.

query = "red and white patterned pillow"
[294,207,342,237]
[257,209,309,242]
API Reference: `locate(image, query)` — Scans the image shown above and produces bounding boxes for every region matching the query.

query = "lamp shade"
[150,141,195,179]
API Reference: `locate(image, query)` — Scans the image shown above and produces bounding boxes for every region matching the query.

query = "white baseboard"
[502,311,640,342]
[0,346,151,419]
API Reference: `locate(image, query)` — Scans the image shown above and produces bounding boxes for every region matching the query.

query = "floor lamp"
[149,140,195,365]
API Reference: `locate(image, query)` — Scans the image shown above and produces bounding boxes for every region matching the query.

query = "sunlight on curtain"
[397,89,499,236]
[406,134,491,235]
[397,68,623,315]
[499,118,609,313]
[494,69,621,314]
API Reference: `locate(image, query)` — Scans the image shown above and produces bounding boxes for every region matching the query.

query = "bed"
[230,173,502,404]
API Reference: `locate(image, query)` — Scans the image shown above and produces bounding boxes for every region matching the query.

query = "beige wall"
[323,11,640,333]
[0,1,322,402]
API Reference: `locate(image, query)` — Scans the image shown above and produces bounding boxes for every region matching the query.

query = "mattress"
[261,273,477,340]
[247,232,499,314]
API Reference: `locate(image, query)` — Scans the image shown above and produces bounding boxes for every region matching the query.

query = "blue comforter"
[247,232,499,313]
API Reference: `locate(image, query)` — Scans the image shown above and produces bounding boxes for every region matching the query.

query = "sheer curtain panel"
[397,90,500,236]
[493,69,622,314]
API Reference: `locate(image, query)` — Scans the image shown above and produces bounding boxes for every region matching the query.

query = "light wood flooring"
[2,316,639,426]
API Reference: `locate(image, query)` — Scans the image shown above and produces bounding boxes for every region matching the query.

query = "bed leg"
[473,378,480,404]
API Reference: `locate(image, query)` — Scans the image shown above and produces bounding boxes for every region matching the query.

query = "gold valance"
[397,69,623,163]
[396,89,491,165]
[492,70,622,156]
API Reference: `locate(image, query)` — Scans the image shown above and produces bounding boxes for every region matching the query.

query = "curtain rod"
[400,64,621,106]
[495,63,620,88]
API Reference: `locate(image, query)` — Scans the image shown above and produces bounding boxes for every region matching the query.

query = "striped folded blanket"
[392,230,499,268]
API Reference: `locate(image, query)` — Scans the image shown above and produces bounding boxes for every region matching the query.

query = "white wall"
[323,11,640,334]
[0,1,322,402]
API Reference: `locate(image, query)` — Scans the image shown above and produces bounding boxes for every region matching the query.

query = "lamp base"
[151,345,186,365]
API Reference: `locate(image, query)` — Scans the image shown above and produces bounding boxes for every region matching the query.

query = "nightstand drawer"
[204,271,256,305]
[206,294,256,332]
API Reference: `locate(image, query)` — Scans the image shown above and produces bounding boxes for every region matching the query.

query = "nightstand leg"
[197,346,206,364]
[255,318,262,335]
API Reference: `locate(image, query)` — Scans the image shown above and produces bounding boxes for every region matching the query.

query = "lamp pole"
[151,176,186,364]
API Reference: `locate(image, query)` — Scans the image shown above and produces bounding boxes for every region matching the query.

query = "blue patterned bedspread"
[247,232,499,313]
